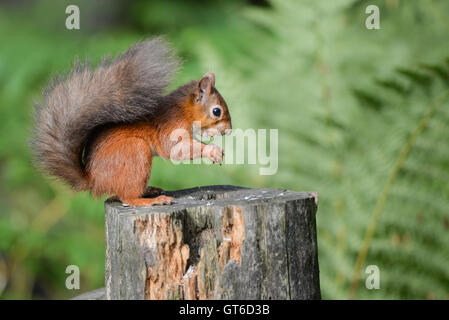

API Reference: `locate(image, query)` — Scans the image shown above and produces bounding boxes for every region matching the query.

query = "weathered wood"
[104,185,320,300]
[71,287,106,300]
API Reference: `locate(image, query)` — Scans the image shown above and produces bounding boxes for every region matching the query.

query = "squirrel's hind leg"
[122,186,173,207]
[121,196,173,207]
[111,139,173,206]
[88,135,173,206]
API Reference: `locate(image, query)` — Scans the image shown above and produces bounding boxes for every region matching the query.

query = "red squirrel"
[31,37,232,207]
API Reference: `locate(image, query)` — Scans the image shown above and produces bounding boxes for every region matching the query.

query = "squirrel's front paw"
[204,144,223,164]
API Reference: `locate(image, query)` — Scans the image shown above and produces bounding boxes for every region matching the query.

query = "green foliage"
[0,0,448,299]
[229,0,449,299]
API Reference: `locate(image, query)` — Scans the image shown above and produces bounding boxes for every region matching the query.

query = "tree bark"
[104,185,320,300]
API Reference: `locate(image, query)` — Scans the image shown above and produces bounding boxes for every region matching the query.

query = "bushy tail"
[31,37,179,190]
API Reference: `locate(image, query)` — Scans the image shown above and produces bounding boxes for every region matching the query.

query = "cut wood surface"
[103,185,320,300]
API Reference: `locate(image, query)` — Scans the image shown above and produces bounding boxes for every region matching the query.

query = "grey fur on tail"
[30,37,180,190]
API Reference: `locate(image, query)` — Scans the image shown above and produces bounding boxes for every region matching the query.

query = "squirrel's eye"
[212,107,221,117]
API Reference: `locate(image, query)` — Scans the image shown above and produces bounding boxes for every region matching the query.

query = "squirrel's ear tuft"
[198,72,215,94]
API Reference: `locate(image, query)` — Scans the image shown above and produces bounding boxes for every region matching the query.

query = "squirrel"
[31,37,232,207]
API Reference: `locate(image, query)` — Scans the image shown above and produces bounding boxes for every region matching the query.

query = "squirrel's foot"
[121,195,173,207]
[143,186,165,196]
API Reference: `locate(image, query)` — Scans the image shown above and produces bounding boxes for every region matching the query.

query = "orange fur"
[84,117,194,205]
[82,73,231,207]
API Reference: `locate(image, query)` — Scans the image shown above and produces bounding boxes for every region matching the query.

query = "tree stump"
[104,185,320,300]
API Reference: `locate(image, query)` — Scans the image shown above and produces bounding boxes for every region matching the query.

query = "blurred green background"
[0,0,448,299]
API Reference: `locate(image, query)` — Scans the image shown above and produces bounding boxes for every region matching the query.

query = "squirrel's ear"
[198,72,215,95]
